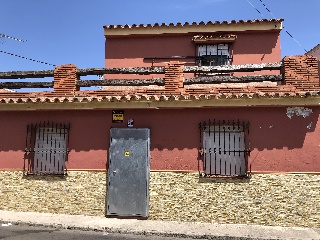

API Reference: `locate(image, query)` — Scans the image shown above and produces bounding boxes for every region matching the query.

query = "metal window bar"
[203,121,207,173]
[24,121,70,175]
[200,119,250,177]
[197,44,231,66]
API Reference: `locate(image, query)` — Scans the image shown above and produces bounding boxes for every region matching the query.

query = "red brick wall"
[282,55,320,91]
[53,64,79,93]
[164,62,184,95]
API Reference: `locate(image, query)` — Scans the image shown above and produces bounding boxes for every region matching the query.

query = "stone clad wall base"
[0,171,319,227]
[148,172,320,227]
[0,171,107,216]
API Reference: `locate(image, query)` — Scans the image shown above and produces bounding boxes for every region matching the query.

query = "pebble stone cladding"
[148,172,320,228]
[0,171,319,227]
[0,171,107,216]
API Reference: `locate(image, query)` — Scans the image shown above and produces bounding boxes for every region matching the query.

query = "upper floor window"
[197,44,231,66]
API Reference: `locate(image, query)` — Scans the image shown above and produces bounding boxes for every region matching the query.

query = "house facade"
[0,19,319,227]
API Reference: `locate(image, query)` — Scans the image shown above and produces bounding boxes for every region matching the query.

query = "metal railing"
[199,120,251,177]
[24,122,70,175]
[198,55,231,66]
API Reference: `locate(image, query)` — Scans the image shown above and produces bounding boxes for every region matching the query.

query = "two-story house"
[0,19,318,228]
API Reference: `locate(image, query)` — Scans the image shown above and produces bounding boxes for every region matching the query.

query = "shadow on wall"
[22,174,67,182]
[0,107,317,153]
[0,110,111,153]
[106,35,195,60]
[250,106,318,151]
[106,32,279,62]
[233,33,279,55]
[146,107,318,151]
[0,107,318,171]
[198,176,251,184]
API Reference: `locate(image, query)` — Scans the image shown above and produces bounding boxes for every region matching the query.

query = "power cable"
[248,0,307,53]
[257,0,276,19]
[0,33,56,66]
[246,0,264,17]
[0,50,56,66]
[0,34,26,42]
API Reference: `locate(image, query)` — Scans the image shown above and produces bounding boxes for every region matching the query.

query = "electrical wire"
[246,0,264,17]
[257,0,307,52]
[258,0,276,19]
[0,34,26,42]
[0,50,56,66]
[0,33,56,66]
[247,0,307,53]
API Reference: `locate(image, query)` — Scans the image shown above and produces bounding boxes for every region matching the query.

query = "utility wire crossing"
[246,0,307,53]
[0,33,56,66]
[0,33,26,42]
[0,50,56,67]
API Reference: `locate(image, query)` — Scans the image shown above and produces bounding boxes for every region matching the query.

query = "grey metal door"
[107,128,150,217]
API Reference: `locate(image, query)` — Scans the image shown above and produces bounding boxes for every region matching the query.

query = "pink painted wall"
[105,31,281,78]
[0,111,110,170]
[232,32,281,64]
[105,35,196,68]
[0,107,319,172]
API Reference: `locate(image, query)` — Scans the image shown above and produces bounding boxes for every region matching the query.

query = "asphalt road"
[0,224,203,240]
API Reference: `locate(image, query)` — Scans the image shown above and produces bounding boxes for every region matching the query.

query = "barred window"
[200,120,250,177]
[24,122,70,175]
[197,44,231,66]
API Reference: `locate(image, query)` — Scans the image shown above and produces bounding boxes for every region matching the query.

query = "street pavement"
[0,210,319,240]
[0,224,202,240]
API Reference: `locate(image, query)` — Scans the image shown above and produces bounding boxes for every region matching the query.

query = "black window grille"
[199,120,250,177]
[197,44,232,66]
[24,122,70,175]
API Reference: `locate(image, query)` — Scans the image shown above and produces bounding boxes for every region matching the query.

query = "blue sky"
[1,0,320,72]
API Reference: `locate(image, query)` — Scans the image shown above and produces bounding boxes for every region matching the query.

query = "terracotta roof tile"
[103,19,284,29]
[0,90,318,105]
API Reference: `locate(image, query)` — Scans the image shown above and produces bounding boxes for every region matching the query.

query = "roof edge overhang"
[104,19,283,37]
[0,96,318,111]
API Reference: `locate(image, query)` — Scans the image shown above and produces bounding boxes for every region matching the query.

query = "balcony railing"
[0,62,283,91]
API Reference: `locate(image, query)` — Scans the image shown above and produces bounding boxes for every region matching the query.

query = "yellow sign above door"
[112,110,124,123]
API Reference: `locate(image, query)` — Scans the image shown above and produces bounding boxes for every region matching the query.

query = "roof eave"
[104,19,283,37]
[0,95,319,111]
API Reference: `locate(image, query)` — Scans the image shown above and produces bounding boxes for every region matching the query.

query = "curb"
[0,220,280,240]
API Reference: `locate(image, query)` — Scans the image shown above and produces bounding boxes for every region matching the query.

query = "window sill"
[23,172,68,178]
[199,172,251,183]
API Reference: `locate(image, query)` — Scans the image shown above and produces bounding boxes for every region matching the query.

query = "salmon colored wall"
[232,32,281,64]
[0,107,319,172]
[0,111,111,170]
[105,35,196,79]
[105,35,196,67]
[105,31,281,78]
